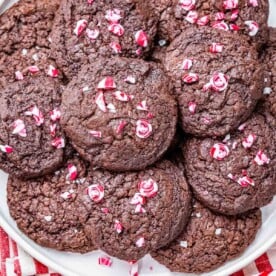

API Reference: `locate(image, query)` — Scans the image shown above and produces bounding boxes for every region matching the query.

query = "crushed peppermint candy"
[44,216,52,222]
[124,76,136,84]
[242,133,256,149]
[223,0,239,10]
[110,42,122,54]
[12,119,26,137]
[136,100,148,111]
[134,204,146,214]
[107,103,116,113]
[209,73,229,92]
[87,0,94,4]
[188,102,196,114]
[210,143,230,160]
[248,0,258,7]
[28,66,40,74]
[47,65,59,78]
[25,106,44,126]
[50,108,61,121]
[97,77,116,90]
[95,92,107,112]
[215,228,222,235]
[60,189,75,200]
[135,237,145,248]
[254,150,270,166]
[67,164,78,181]
[101,207,109,214]
[230,9,239,21]
[182,73,199,83]
[230,24,240,31]
[105,9,122,23]
[90,130,102,138]
[237,175,255,187]
[197,15,209,26]
[138,178,158,198]
[130,193,146,205]
[244,21,259,36]
[212,21,229,31]
[129,261,139,276]
[15,71,24,80]
[263,87,272,95]
[51,137,65,149]
[86,28,100,40]
[180,241,188,248]
[135,30,148,48]
[74,19,88,36]
[185,10,199,24]
[114,220,123,234]
[98,255,112,267]
[50,124,57,137]
[215,12,225,21]
[179,0,196,11]
[0,145,13,154]
[182,59,193,70]
[209,43,223,53]
[136,119,152,139]
[116,120,128,134]
[108,23,125,37]
[238,123,247,131]
[87,184,104,203]
[113,91,131,102]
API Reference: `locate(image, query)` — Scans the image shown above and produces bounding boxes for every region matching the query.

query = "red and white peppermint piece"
[47,65,58,78]
[109,42,122,54]
[212,21,229,31]
[182,73,199,83]
[209,43,223,53]
[73,19,88,36]
[215,12,225,21]
[107,103,116,113]
[232,141,238,149]
[197,15,209,26]
[210,143,230,160]
[113,91,131,102]
[135,30,148,48]
[136,100,148,111]
[136,48,143,56]
[98,255,112,267]
[129,261,139,276]
[182,59,193,70]
[203,82,212,92]
[12,119,26,137]
[114,220,123,234]
[242,133,256,149]
[116,120,128,134]
[86,28,100,40]
[237,176,255,187]
[136,237,145,248]
[50,124,57,137]
[136,119,152,139]
[254,150,270,166]
[238,123,247,131]
[134,204,146,214]
[97,77,116,90]
[124,75,136,84]
[25,106,44,126]
[101,207,109,214]
[15,71,24,80]
[179,0,196,11]
[130,193,146,205]
[223,0,239,10]
[185,10,198,24]
[0,145,13,154]
[87,184,104,203]
[230,24,240,31]
[188,102,196,114]
[227,173,236,181]
[248,0,258,7]
[60,189,75,200]
[28,66,39,74]
[87,0,94,4]
[95,92,107,112]
[210,73,229,92]
[105,9,121,23]
[51,137,65,149]
[67,164,78,181]
[50,108,61,122]
[138,178,158,198]
[244,21,259,36]
[230,9,239,21]
[89,130,102,138]
[108,23,124,37]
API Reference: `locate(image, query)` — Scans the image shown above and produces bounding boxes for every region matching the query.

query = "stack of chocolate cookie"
[0,0,275,273]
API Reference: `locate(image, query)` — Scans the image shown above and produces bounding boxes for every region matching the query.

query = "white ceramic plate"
[0,1,276,276]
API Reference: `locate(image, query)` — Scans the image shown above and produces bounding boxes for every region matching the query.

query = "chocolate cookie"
[0,76,66,179]
[164,26,263,137]
[182,111,276,215]
[151,0,269,48]
[262,27,276,117]
[7,157,96,253]
[50,0,158,79]
[151,201,261,273]
[79,160,191,261]
[61,57,177,171]
[0,0,61,88]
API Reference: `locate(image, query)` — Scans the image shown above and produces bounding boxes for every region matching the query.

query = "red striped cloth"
[0,227,275,276]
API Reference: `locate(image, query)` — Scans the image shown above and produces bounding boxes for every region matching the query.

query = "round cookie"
[150,0,269,48]
[7,157,96,253]
[182,111,276,215]
[151,201,261,273]
[61,57,177,171]
[164,26,263,137]
[0,76,66,179]
[50,0,158,79]
[262,27,276,117]
[78,160,191,261]
[0,0,61,88]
